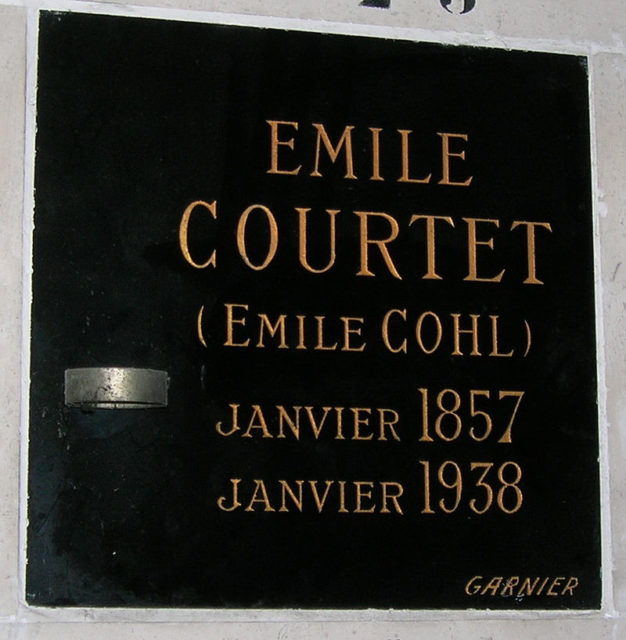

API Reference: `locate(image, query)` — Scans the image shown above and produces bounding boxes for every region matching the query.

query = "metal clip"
[64,367,169,409]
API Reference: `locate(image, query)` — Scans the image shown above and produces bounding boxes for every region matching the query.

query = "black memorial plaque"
[27,10,601,609]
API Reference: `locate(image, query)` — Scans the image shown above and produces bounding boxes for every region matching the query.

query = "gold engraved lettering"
[355,211,402,279]
[224,303,250,347]
[511,220,553,284]
[418,389,433,443]
[338,407,350,440]
[196,305,207,348]
[266,120,301,175]
[469,462,494,514]
[352,408,374,441]
[340,316,366,352]
[416,311,443,354]
[409,214,455,279]
[497,390,524,444]
[279,480,304,512]
[257,314,288,349]
[354,481,376,513]
[397,130,432,183]
[378,408,401,441]
[381,308,407,354]
[245,480,276,512]
[310,124,357,179]
[218,404,401,441]
[335,407,346,440]
[222,480,409,514]
[369,127,384,181]
[315,315,338,351]
[562,577,579,596]
[523,319,532,358]
[296,315,307,350]
[465,576,482,595]
[481,577,503,596]
[179,200,217,269]
[489,315,514,357]
[296,207,338,273]
[535,577,551,595]
[438,133,473,186]
[241,405,273,438]
[309,480,334,512]
[451,313,481,356]
[518,577,540,595]
[464,217,504,282]
[216,403,241,437]
[496,461,523,513]
[465,575,579,597]
[276,405,302,439]
[434,390,462,441]
[380,481,404,514]
[468,391,492,441]
[338,480,349,513]
[500,577,520,597]
[304,406,333,438]
[236,204,278,270]
[438,460,463,513]
[217,478,242,512]
[547,577,565,596]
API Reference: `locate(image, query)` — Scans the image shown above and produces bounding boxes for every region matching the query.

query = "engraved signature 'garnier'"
[465,575,579,597]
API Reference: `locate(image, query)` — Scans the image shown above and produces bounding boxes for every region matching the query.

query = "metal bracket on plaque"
[64,367,169,409]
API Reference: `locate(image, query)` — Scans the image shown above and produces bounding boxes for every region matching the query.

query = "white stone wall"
[0,1,624,637]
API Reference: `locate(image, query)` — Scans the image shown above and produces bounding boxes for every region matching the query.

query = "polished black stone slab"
[27,10,600,609]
